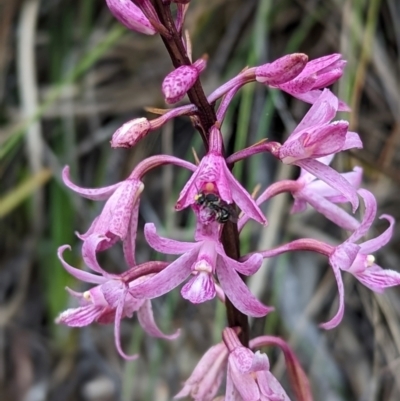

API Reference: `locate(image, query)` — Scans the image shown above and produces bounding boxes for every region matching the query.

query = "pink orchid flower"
[272,89,362,211]
[175,125,267,225]
[174,342,228,401]
[56,245,179,360]
[323,189,398,329]
[62,156,196,268]
[62,166,143,268]
[274,53,349,111]
[239,155,363,232]
[224,328,291,401]
[129,222,273,317]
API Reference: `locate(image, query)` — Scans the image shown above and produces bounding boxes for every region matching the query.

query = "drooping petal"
[138,299,180,339]
[62,166,121,200]
[222,162,267,224]
[217,260,273,318]
[144,223,198,254]
[129,248,198,299]
[113,285,139,361]
[123,200,140,268]
[81,236,116,277]
[320,260,345,329]
[57,245,106,284]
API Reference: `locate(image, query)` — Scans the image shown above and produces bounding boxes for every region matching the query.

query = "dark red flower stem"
[152,0,216,148]
[152,0,249,346]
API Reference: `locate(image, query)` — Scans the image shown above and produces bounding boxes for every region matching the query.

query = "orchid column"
[55,1,400,400]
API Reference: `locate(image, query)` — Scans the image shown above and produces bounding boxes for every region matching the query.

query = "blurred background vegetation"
[0,0,399,400]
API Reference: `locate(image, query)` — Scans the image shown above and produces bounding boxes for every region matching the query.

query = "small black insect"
[194,192,238,223]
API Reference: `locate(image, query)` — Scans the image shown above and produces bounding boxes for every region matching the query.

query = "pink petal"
[290,89,351,111]
[62,166,121,200]
[81,236,116,277]
[307,166,363,201]
[230,347,254,373]
[217,261,273,317]
[144,223,198,254]
[291,89,338,136]
[360,214,395,254]
[298,188,359,231]
[228,359,260,401]
[343,131,363,150]
[219,251,263,276]
[101,280,127,309]
[320,260,345,329]
[301,54,342,76]
[123,200,140,268]
[57,245,106,284]
[356,266,400,292]
[222,163,267,225]
[55,305,105,327]
[347,189,377,243]
[331,242,360,270]
[129,248,198,299]
[302,121,349,157]
[138,299,180,339]
[113,286,139,360]
[257,371,291,400]
[181,273,216,303]
[296,159,359,212]
[255,53,308,85]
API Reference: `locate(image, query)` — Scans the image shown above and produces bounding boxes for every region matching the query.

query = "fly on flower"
[194,183,238,224]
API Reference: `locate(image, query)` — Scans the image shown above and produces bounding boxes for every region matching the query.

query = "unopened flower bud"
[162,58,207,104]
[105,0,157,35]
[111,117,151,148]
[255,53,308,85]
